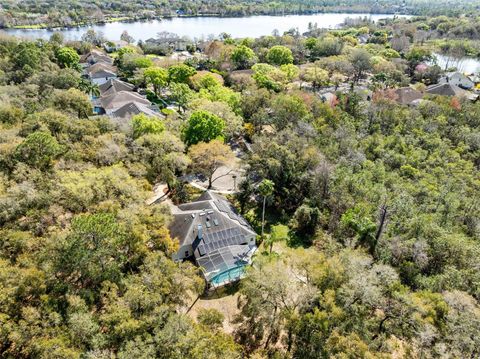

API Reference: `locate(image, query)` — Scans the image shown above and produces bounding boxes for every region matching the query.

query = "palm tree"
[78,79,100,98]
[258,179,274,239]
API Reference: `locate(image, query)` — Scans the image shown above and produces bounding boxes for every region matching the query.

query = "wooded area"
[0,10,479,359]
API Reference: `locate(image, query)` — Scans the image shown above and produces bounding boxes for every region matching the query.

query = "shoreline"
[2,11,409,31]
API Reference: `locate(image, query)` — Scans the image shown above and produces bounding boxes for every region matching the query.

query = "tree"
[406,46,432,75]
[266,224,289,253]
[143,67,168,96]
[168,64,196,84]
[266,45,294,66]
[188,140,234,189]
[169,82,194,112]
[270,93,311,130]
[81,29,105,46]
[231,45,256,70]
[78,79,100,97]
[258,179,274,238]
[52,88,92,118]
[15,131,62,170]
[190,71,224,90]
[291,204,321,237]
[349,48,372,83]
[134,132,189,186]
[55,47,80,70]
[183,110,225,146]
[190,99,242,139]
[252,63,288,92]
[300,64,330,91]
[53,212,126,294]
[131,113,165,139]
[197,308,225,331]
[120,30,134,44]
[309,38,344,60]
[235,255,314,353]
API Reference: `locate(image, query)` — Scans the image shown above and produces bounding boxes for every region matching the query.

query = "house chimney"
[198,224,203,240]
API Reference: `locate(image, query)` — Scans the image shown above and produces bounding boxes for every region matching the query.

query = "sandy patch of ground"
[186,290,241,334]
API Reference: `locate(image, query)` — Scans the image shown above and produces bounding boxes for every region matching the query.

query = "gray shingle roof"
[90,69,117,79]
[170,191,255,247]
[169,191,257,286]
[394,87,423,105]
[100,91,150,110]
[99,79,135,96]
[81,50,113,65]
[426,83,467,97]
[112,101,161,119]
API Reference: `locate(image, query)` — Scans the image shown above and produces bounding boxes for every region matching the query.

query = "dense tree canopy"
[1,10,480,359]
[183,110,225,145]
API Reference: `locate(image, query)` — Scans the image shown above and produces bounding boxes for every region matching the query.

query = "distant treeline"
[2,0,480,28]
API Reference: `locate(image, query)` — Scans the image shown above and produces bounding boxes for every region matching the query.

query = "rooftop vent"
[198,224,203,239]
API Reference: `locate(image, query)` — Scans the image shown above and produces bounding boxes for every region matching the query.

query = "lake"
[433,53,480,74]
[2,13,406,41]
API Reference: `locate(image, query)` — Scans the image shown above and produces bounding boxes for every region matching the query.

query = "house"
[394,87,424,105]
[104,40,129,53]
[426,83,478,101]
[144,36,192,52]
[439,72,475,90]
[99,78,135,97]
[86,63,118,86]
[100,91,151,114]
[80,49,113,65]
[87,62,117,75]
[89,69,117,85]
[358,34,371,44]
[112,101,163,119]
[169,191,257,288]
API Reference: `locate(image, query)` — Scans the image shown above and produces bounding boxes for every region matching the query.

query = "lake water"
[2,13,405,41]
[433,53,480,74]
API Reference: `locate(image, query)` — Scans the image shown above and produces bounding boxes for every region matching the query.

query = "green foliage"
[183,110,225,145]
[54,212,127,293]
[197,308,225,331]
[341,206,377,250]
[231,44,257,69]
[169,82,195,111]
[131,113,165,139]
[143,66,168,95]
[265,224,289,253]
[2,16,480,358]
[0,105,25,125]
[15,131,62,170]
[266,45,294,66]
[168,64,197,84]
[55,47,80,69]
[134,132,189,184]
[251,63,290,92]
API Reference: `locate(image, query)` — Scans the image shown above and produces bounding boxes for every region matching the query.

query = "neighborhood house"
[169,191,257,288]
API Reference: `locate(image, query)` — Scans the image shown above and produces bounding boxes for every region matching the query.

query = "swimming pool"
[210,266,246,287]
